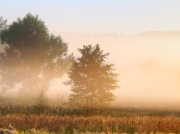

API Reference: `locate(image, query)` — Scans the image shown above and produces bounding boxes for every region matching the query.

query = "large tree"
[66,44,118,114]
[0,13,73,99]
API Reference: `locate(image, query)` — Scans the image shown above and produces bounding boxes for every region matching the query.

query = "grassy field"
[1,114,180,133]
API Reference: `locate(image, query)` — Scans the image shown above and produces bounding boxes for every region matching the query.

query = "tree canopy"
[1,14,48,49]
[66,44,118,114]
[0,13,73,99]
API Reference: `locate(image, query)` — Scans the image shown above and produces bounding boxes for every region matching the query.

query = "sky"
[1,1,180,107]
[1,0,180,34]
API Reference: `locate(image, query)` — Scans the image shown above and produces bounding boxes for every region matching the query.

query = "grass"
[1,114,180,133]
[1,103,180,133]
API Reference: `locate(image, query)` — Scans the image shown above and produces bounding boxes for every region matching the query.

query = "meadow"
[1,114,180,133]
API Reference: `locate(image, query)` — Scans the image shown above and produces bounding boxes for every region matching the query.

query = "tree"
[66,44,118,114]
[34,90,49,114]
[0,13,73,100]
[0,16,7,53]
[0,16,7,30]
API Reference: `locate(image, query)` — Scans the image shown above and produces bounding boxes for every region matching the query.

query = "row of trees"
[0,14,118,114]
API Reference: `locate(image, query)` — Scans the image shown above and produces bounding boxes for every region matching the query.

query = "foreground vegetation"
[1,114,180,133]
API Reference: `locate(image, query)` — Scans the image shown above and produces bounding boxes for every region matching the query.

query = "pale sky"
[1,0,180,34]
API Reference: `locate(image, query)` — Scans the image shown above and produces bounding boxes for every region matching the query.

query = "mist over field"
[47,31,180,109]
[1,31,180,110]
[1,1,180,133]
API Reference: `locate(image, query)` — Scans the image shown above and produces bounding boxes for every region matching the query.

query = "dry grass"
[0,114,180,133]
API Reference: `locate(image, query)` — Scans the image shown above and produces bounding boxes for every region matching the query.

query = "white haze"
[1,31,180,108]
[47,31,180,108]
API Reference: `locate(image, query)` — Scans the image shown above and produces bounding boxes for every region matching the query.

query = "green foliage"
[66,44,118,113]
[1,13,48,47]
[0,13,73,99]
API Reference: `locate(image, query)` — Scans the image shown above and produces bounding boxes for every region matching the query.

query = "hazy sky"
[1,0,180,34]
[1,1,180,107]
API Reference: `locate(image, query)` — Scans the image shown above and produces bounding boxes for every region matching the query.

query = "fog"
[48,31,180,108]
[1,31,180,109]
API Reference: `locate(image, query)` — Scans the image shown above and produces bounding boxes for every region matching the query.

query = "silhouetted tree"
[34,90,49,114]
[0,16,7,30]
[66,44,118,114]
[0,16,7,45]
[0,13,73,99]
